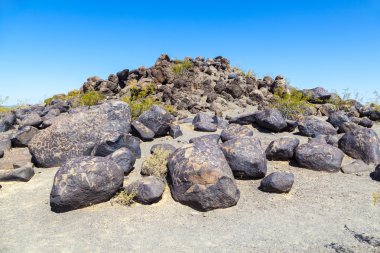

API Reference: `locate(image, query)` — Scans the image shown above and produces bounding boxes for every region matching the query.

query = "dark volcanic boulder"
[338,128,380,164]
[302,87,331,103]
[125,176,165,204]
[327,111,350,128]
[0,112,16,132]
[358,117,373,128]
[295,142,344,172]
[265,138,300,161]
[220,124,253,142]
[168,143,240,211]
[225,81,243,98]
[107,147,136,175]
[189,134,220,145]
[192,113,214,125]
[11,126,39,147]
[298,118,337,137]
[338,122,361,134]
[131,120,155,141]
[220,137,267,179]
[194,122,217,132]
[137,105,173,137]
[259,172,294,193]
[0,150,3,158]
[254,109,287,132]
[371,164,380,181]
[169,124,183,139]
[284,120,298,132]
[29,101,132,168]
[50,156,124,213]
[19,112,43,128]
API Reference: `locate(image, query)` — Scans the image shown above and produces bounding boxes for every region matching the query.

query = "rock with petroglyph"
[295,142,344,172]
[265,137,300,161]
[220,137,267,179]
[28,101,131,168]
[338,128,380,164]
[168,142,240,211]
[50,156,124,213]
[220,123,253,142]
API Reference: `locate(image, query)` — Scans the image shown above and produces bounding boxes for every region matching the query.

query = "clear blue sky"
[0,0,379,105]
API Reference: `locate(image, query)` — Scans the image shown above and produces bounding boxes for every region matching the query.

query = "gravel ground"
[1,118,380,253]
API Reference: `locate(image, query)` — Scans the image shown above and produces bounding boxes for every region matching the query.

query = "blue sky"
[0,0,379,105]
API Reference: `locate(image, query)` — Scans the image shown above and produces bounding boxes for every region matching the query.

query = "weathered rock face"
[169,124,183,139]
[168,143,240,211]
[125,176,165,205]
[220,137,267,179]
[0,165,35,182]
[341,160,371,174]
[137,105,173,137]
[107,147,136,175]
[220,124,253,142]
[194,122,217,132]
[0,148,32,170]
[259,172,294,193]
[327,111,350,128]
[298,119,337,137]
[358,117,373,128]
[254,109,287,132]
[91,133,141,158]
[228,112,256,125]
[19,112,43,128]
[150,143,177,155]
[338,122,361,134]
[295,142,344,172]
[338,128,380,164]
[29,101,131,168]
[50,156,124,213]
[265,138,300,161]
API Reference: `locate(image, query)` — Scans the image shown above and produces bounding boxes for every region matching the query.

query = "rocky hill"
[1,55,380,252]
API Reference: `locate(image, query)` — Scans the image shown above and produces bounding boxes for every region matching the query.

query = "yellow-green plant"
[79,91,104,106]
[171,59,193,76]
[271,87,314,120]
[141,148,171,178]
[111,190,136,206]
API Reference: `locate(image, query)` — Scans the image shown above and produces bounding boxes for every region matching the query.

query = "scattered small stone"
[169,124,183,139]
[259,172,294,193]
[125,176,165,205]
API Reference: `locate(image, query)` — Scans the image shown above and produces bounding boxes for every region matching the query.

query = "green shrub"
[271,87,314,120]
[171,59,193,76]
[140,148,171,178]
[79,91,104,106]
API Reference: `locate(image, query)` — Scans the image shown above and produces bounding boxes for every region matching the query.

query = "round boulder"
[50,156,124,213]
[259,172,294,193]
[125,176,165,204]
[265,137,300,161]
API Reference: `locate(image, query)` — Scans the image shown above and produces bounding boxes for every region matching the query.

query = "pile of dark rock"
[1,55,380,213]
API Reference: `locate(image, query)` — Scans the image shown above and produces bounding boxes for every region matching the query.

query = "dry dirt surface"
[1,120,380,253]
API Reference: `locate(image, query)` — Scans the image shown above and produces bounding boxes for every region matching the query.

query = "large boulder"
[338,128,380,164]
[298,118,337,137]
[131,120,155,141]
[327,111,350,128]
[259,172,294,193]
[254,109,287,132]
[228,112,256,125]
[29,101,132,168]
[125,176,165,205]
[137,105,173,137]
[50,156,124,213]
[220,124,253,142]
[265,138,300,161]
[220,137,267,179]
[295,142,344,172]
[168,143,240,211]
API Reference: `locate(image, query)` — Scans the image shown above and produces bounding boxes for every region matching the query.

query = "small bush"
[111,190,136,206]
[79,91,104,106]
[171,59,193,76]
[141,149,171,178]
[271,87,314,120]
